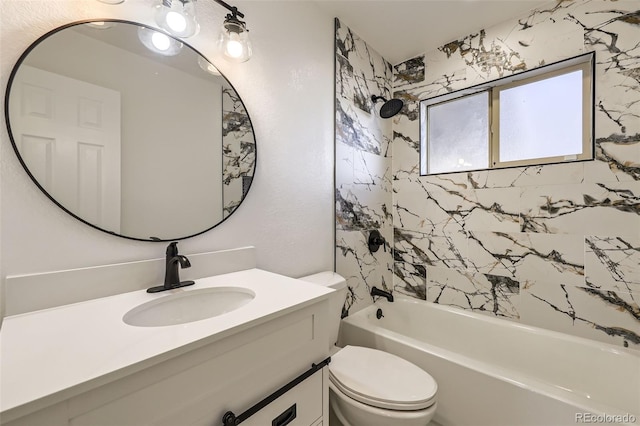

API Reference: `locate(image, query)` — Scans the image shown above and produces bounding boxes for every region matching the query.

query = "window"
[420,53,594,175]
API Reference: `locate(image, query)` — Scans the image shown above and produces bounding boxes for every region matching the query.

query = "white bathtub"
[339,298,640,426]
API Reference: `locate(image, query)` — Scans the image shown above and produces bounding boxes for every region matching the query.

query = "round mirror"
[5,20,256,241]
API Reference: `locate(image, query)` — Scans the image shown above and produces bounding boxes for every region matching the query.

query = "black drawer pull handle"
[273,404,296,426]
[221,357,330,426]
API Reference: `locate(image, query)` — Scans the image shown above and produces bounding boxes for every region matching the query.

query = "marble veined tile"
[520,181,640,235]
[577,6,640,77]
[469,163,585,189]
[594,69,640,139]
[337,228,393,316]
[335,141,354,188]
[398,66,466,102]
[353,145,392,191]
[393,262,427,300]
[463,187,521,233]
[336,184,391,231]
[394,227,468,269]
[435,28,532,85]
[395,184,519,234]
[336,98,389,156]
[585,235,640,293]
[427,266,520,319]
[585,136,640,183]
[415,172,483,193]
[394,56,425,89]
[393,187,432,231]
[392,134,420,185]
[570,1,639,26]
[335,18,392,114]
[468,232,585,286]
[336,52,356,104]
[416,188,470,234]
[521,282,640,349]
[409,163,584,194]
[483,1,584,73]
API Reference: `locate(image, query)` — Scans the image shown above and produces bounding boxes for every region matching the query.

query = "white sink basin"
[123,287,255,327]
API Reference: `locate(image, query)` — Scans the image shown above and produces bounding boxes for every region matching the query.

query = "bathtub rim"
[349,297,639,357]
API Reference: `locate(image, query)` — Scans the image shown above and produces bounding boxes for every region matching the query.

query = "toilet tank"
[299,272,347,348]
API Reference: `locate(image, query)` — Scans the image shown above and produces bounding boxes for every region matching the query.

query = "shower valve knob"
[368,230,386,253]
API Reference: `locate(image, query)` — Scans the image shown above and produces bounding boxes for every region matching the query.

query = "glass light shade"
[137,27,183,56]
[218,20,252,63]
[197,56,221,75]
[96,0,125,4]
[154,0,199,38]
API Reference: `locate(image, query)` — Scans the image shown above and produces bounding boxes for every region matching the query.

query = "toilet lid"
[329,345,437,411]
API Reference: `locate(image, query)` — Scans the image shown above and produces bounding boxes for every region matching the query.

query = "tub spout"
[371,286,394,302]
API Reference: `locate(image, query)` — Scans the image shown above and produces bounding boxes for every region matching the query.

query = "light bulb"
[166,11,187,33]
[225,38,243,58]
[154,0,199,38]
[137,26,183,56]
[217,17,252,63]
[151,32,171,51]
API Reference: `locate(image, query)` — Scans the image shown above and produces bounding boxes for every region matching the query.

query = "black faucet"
[147,242,195,293]
[370,286,394,302]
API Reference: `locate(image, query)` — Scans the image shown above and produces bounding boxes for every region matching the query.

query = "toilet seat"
[329,345,437,411]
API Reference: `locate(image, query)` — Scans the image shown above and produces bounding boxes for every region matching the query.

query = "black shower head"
[371,95,404,119]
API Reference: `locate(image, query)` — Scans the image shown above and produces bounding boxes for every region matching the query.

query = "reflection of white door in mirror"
[10,65,121,232]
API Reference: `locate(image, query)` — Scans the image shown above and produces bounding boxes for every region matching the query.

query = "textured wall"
[335,18,395,316]
[391,0,639,349]
[0,0,336,321]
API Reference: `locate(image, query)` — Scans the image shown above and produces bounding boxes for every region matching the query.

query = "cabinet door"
[241,370,323,426]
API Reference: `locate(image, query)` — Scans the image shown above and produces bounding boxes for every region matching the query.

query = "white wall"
[0,0,336,322]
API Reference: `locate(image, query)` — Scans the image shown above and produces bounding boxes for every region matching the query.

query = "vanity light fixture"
[156,0,252,62]
[217,8,252,63]
[98,0,253,62]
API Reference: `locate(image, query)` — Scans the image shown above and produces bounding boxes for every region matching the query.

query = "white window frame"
[420,52,594,176]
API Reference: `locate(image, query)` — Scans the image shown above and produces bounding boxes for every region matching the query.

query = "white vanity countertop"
[0,268,332,417]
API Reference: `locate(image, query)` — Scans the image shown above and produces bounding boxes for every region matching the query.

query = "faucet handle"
[368,230,386,253]
[166,241,179,257]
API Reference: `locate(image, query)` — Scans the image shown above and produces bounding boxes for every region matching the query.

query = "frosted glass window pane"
[427,92,489,174]
[499,70,583,162]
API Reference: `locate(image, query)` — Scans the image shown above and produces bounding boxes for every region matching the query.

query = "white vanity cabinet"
[1,269,332,426]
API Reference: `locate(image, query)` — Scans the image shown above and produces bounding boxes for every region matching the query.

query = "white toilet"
[300,272,437,426]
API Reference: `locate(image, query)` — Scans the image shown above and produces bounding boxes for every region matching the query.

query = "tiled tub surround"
[390,0,640,349]
[335,18,394,316]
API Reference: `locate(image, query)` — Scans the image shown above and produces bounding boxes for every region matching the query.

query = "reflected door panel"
[10,65,122,231]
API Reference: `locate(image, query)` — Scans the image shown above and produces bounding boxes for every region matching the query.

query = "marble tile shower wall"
[392,0,640,349]
[335,18,395,316]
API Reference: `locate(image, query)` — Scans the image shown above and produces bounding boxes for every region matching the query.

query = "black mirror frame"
[4,18,257,242]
